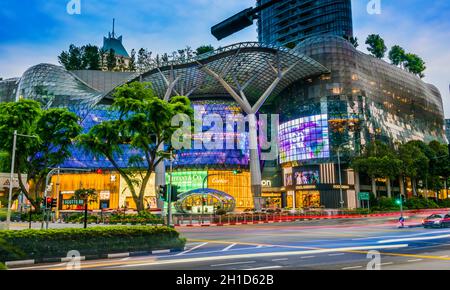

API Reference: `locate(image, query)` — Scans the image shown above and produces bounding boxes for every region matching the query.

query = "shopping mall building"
[0,36,447,213]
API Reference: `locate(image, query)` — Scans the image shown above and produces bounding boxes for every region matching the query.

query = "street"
[10,217,450,270]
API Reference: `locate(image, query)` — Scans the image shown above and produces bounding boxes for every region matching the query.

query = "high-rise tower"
[257,0,353,46]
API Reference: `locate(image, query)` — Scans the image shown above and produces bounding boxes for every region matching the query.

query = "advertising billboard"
[279,114,330,163]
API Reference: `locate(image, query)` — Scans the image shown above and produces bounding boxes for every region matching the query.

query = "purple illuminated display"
[279,114,330,163]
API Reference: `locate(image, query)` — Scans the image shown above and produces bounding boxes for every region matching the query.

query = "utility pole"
[337,148,345,208]
[167,150,173,227]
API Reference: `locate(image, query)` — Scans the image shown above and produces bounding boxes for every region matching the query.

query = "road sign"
[358,192,370,201]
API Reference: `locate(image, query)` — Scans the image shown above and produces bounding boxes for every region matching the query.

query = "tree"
[404,53,426,78]
[81,44,101,70]
[388,45,406,67]
[351,141,401,197]
[137,48,153,71]
[78,82,193,211]
[195,45,215,56]
[58,44,84,70]
[74,188,97,229]
[106,49,117,71]
[365,34,387,59]
[398,141,429,196]
[343,35,358,48]
[0,100,82,211]
[128,49,137,72]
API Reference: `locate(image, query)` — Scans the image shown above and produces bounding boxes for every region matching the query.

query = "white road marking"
[115,244,409,269]
[379,262,394,266]
[300,256,315,259]
[354,230,450,241]
[176,242,208,256]
[440,255,449,258]
[222,243,237,251]
[407,259,423,263]
[245,266,282,270]
[378,234,450,244]
[342,266,363,270]
[271,258,288,262]
[120,257,130,261]
[329,253,345,256]
[211,261,256,267]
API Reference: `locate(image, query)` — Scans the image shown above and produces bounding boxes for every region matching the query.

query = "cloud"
[352,0,450,118]
[1,0,448,118]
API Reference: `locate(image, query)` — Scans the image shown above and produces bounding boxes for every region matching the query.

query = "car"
[422,214,450,228]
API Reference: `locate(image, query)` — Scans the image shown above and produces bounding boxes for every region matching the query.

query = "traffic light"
[171,186,179,202]
[51,198,58,208]
[158,185,168,201]
[44,197,53,209]
[396,195,406,205]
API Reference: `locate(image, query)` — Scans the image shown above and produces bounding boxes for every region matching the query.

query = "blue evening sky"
[0,0,449,117]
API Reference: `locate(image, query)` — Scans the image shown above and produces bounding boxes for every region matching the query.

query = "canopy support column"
[199,57,299,210]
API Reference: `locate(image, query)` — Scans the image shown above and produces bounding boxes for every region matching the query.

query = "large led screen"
[279,114,330,163]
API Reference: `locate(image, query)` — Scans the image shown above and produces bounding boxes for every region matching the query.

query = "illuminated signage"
[166,171,208,193]
[295,170,320,185]
[279,114,330,163]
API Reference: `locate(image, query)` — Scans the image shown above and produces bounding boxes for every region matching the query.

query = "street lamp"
[5,130,38,230]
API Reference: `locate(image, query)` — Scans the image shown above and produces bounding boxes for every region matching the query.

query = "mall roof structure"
[103,42,329,106]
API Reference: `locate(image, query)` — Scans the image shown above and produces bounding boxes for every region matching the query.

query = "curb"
[4,247,184,267]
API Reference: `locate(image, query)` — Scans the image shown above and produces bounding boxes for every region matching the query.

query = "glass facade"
[2,39,446,210]
[257,0,353,46]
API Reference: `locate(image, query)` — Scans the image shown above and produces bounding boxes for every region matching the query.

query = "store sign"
[0,173,27,189]
[99,191,111,200]
[63,199,84,206]
[211,178,229,185]
[262,180,272,188]
[166,171,207,193]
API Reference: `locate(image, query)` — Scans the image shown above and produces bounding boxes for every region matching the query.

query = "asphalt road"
[10,216,450,270]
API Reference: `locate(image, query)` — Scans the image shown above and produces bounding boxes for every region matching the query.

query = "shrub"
[0,226,185,262]
[0,263,6,270]
[405,197,439,210]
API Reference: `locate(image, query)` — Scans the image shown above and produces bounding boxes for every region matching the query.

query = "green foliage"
[405,197,439,210]
[82,44,101,70]
[388,45,406,66]
[0,263,6,270]
[195,45,215,56]
[106,49,117,71]
[404,53,426,78]
[351,141,402,179]
[58,44,102,71]
[398,141,429,180]
[365,34,387,58]
[343,35,358,48]
[78,82,193,211]
[128,49,137,71]
[0,100,81,209]
[0,226,186,262]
